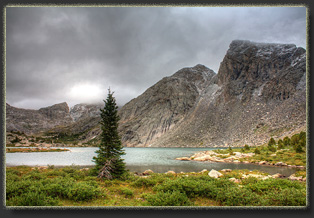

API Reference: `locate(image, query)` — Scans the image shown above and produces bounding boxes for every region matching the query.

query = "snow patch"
[291,53,306,67]
[253,83,266,99]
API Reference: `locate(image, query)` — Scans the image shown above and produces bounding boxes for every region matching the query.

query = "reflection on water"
[6,147,298,176]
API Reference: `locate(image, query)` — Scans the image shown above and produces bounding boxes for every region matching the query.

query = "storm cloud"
[5,6,306,109]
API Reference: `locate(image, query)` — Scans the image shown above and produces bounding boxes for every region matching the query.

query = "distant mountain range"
[6,40,306,147]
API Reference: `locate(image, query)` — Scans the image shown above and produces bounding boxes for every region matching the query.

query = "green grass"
[5,166,307,207]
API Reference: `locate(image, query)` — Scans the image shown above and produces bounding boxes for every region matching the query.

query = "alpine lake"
[6,147,297,177]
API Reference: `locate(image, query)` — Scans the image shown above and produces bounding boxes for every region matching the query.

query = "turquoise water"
[6,147,297,176]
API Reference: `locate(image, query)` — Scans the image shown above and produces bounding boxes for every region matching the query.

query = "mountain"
[117,40,306,147]
[6,102,102,135]
[6,102,73,134]
[118,64,216,147]
[69,103,102,122]
[6,40,306,147]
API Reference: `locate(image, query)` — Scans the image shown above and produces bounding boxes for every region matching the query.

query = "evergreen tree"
[267,137,276,152]
[268,137,276,147]
[291,134,300,149]
[228,146,234,155]
[244,144,250,151]
[254,147,260,154]
[299,131,306,147]
[93,89,126,179]
[283,136,290,146]
[295,144,304,153]
[277,139,284,150]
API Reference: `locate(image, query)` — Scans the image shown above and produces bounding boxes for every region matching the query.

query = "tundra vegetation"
[6,165,306,207]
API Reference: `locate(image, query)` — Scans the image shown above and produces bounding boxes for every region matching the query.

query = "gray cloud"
[5,6,306,109]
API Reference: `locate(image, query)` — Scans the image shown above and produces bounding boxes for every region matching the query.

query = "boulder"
[288,174,303,181]
[275,162,287,166]
[221,169,232,172]
[194,155,212,161]
[166,170,176,175]
[175,157,190,161]
[258,161,267,165]
[208,169,223,178]
[229,178,241,183]
[143,169,154,175]
[272,173,285,178]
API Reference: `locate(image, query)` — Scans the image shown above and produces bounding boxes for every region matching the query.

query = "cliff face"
[217,40,306,103]
[6,40,306,147]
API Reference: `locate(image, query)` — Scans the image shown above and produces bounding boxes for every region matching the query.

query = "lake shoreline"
[5,147,300,177]
[176,149,306,170]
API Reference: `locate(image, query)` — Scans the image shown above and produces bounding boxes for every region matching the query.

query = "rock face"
[117,64,216,147]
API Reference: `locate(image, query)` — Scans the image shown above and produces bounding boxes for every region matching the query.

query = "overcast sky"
[6,6,306,109]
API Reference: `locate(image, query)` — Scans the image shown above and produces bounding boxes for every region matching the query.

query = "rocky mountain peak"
[38,102,70,120]
[217,40,306,102]
[173,64,215,79]
[70,103,102,122]
[117,64,216,147]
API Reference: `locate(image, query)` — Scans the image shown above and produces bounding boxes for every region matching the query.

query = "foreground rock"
[208,169,223,178]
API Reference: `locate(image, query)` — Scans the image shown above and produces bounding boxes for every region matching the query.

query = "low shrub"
[6,179,35,199]
[264,188,306,206]
[7,191,60,206]
[145,190,193,206]
[131,174,168,188]
[244,178,304,195]
[215,186,264,206]
[117,187,134,198]
[66,181,101,201]
[154,177,235,199]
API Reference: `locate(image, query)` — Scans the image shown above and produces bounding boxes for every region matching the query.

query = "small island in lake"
[6,147,70,153]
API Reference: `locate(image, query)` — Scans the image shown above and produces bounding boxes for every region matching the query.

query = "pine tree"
[93,89,126,179]
[268,137,276,147]
[283,136,290,146]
